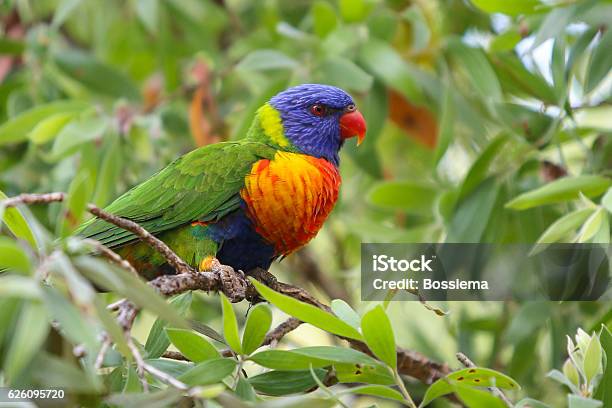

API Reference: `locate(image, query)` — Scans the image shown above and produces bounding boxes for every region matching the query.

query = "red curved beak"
[340,109,366,146]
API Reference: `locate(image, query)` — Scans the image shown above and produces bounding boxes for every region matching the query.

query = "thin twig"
[95,333,111,370]
[127,336,149,392]
[456,352,513,407]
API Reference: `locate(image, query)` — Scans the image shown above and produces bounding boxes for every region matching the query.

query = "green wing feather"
[78,141,277,248]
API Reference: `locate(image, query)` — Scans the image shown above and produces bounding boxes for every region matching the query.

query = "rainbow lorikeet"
[78,84,366,279]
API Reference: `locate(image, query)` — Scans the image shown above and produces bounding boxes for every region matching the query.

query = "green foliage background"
[0,0,611,407]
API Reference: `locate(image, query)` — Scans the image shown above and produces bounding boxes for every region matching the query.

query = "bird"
[77,84,366,279]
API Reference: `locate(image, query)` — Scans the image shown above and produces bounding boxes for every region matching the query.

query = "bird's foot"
[201,257,246,302]
[245,267,277,304]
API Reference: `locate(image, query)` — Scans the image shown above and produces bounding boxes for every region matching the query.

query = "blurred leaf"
[145,358,193,377]
[136,0,159,34]
[0,100,88,145]
[50,115,108,160]
[220,293,243,354]
[567,28,598,76]
[470,0,542,16]
[0,275,42,299]
[368,181,438,216]
[144,292,192,359]
[585,28,612,93]
[27,112,74,144]
[602,188,612,213]
[583,334,602,385]
[330,299,360,329]
[0,38,25,55]
[317,57,373,93]
[312,1,337,38]
[551,38,566,101]
[241,303,272,355]
[506,302,551,344]
[435,83,454,163]
[361,305,396,369]
[447,39,502,102]
[52,0,82,27]
[514,398,553,408]
[534,208,594,246]
[58,170,92,237]
[178,357,237,386]
[341,384,404,402]
[359,39,423,104]
[458,134,508,200]
[236,50,298,72]
[506,175,611,210]
[249,350,331,371]
[0,237,31,273]
[455,382,506,408]
[32,353,102,392]
[106,388,183,408]
[567,395,603,408]
[54,50,140,101]
[76,257,189,329]
[448,177,499,242]
[0,190,37,249]
[339,0,372,22]
[92,132,121,206]
[166,328,220,362]
[577,207,607,243]
[236,377,257,402]
[248,369,327,396]
[4,301,49,382]
[593,326,611,402]
[491,53,557,104]
[388,89,437,148]
[489,30,521,53]
[250,278,363,341]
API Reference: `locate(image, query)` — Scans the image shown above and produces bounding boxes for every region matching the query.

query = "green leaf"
[235,377,257,402]
[292,346,380,366]
[547,369,580,394]
[145,358,193,377]
[455,383,506,408]
[470,0,542,16]
[359,39,424,104]
[458,134,508,200]
[505,176,611,210]
[0,37,25,55]
[341,384,405,402]
[53,50,140,101]
[491,53,557,104]
[32,353,102,392]
[585,28,612,93]
[0,100,88,146]
[241,303,272,355]
[339,0,371,22]
[0,237,31,273]
[577,208,607,243]
[135,0,159,34]
[49,115,108,160]
[583,335,603,385]
[593,326,612,402]
[368,181,438,216]
[250,278,363,341]
[567,395,603,408]
[76,257,189,329]
[435,82,454,163]
[514,398,552,408]
[0,275,42,299]
[447,39,502,101]
[52,0,82,27]
[28,112,74,144]
[534,208,595,247]
[178,357,237,386]
[58,170,92,237]
[106,388,183,408]
[421,367,520,406]
[248,369,327,396]
[166,328,220,362]
[602,188,612,214]
[144,292,192,359]
[335,361,395,385]
[249,349,331,371]
[42,286,99,356]
[361,305,396,369]
[317,57,373,93]
[312,1,337,38]
[448,177,500,242]
[330,299,361,329]
[236,50,298,72]
[220,293,243,354]
[567,28,598,77]
[4,301,50,382]
[0,190,37,249]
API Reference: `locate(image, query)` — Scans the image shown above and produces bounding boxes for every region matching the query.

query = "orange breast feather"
[240,151,340,255]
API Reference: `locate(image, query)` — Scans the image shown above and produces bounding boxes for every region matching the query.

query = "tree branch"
[1,192,451,385]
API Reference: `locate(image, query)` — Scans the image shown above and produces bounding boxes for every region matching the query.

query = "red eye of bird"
[310,104,326,116]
